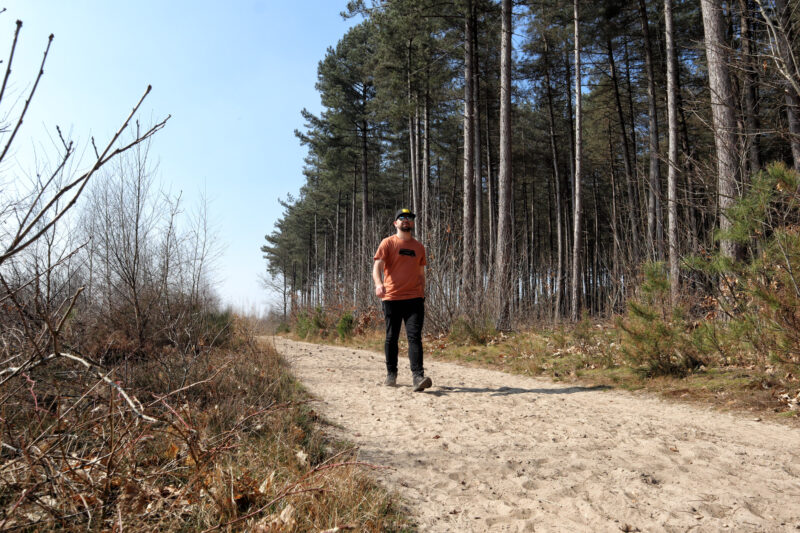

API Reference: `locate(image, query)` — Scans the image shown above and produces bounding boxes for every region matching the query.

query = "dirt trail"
[272,337,800,532]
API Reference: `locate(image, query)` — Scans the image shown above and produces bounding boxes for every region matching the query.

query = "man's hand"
[372,259,386,298]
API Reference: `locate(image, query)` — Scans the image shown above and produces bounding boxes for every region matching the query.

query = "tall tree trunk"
[334,189,340,298]
[738,0,762,174]
[544,35,564,321]
[638,0,663,259]
[473,10,484,290]
[546,176,555,315]
[774,0,800,170]
[485,97,496,270]
[422,87,431,243]
[361,118,369,293]
[528,178,536,304]
[343,196,349,298]
[607,130,622,310]
[590,171,600,315]
[623,41,642,241]
[571,0,583,322]
[676,60,701,254]
[282,260,288,319]
[665,0,681,304]
[407,42,419,218]
[565,48,576,209]
[323,235,328,304]
[415,103,422,215]
[291,261,297,314]
[495,0,513,330]
[409,111,417,215]
[318,222,322,305]
[522,181,530,304]
[351,167,357,307]
[607,37,638,261]
[701,0,740,260]
[564,47,575,296]
[462,0,476,307]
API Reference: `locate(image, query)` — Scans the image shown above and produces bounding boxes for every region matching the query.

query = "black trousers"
[382,297,425,376]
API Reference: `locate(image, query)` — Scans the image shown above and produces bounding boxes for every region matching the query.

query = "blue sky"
[2,1,358,314]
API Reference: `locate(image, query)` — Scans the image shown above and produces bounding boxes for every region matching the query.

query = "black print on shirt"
[399,249,416,257]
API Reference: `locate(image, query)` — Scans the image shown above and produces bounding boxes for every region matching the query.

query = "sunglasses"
[397,215,413,221]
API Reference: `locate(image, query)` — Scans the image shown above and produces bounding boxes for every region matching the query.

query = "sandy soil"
[272,337,800,532]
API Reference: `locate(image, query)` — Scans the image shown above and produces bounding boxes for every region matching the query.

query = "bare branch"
[755,0,800,97]
[90,136,99,159]
[0,31,53,163]
[0,19,22,106]
[55,125,72,152]
[15,139,74,235]
[54,286,83,334]
[0,86,169,264]
[0,349,156,422]
[0,241,86,306]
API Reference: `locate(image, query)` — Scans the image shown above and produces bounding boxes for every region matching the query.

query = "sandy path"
[273,337,800,532]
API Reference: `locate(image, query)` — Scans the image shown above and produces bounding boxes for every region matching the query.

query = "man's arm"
[419,264,425,292]
[373,259,386,298]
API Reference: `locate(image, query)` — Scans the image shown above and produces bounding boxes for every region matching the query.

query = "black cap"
[394,208,416,220]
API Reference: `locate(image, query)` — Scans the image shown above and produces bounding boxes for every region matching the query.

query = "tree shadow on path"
[428,384,611,397]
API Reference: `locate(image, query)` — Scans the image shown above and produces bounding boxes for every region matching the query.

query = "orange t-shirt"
[374,235,426,301]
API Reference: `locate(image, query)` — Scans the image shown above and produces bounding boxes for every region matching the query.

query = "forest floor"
[272,336,800,532]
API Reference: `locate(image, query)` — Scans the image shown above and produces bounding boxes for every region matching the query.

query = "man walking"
[373,208,432,391]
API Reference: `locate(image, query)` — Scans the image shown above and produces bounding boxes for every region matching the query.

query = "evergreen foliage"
[621,163,800,374]
[618,262,705,376]
[337,312,356,339]
[705,163,800,366]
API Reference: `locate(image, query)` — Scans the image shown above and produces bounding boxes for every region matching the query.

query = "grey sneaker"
[384,373,397,387]
[412,374,432,392]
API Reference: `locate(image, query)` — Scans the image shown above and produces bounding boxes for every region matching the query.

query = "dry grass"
[292,319,800,426]
[0,320,412,531]
[430,323,800,425]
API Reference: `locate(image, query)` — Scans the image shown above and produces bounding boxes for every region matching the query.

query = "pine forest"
[263,0,800,345]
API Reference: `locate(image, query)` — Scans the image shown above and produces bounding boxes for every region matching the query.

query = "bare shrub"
[1,326,406,531]
[74,139,223,361]
[0,19,404,531]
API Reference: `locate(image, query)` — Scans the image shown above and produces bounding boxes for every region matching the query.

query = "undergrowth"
[0,317,411,531]
[617,262,706,377]
[291,305,367,343]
